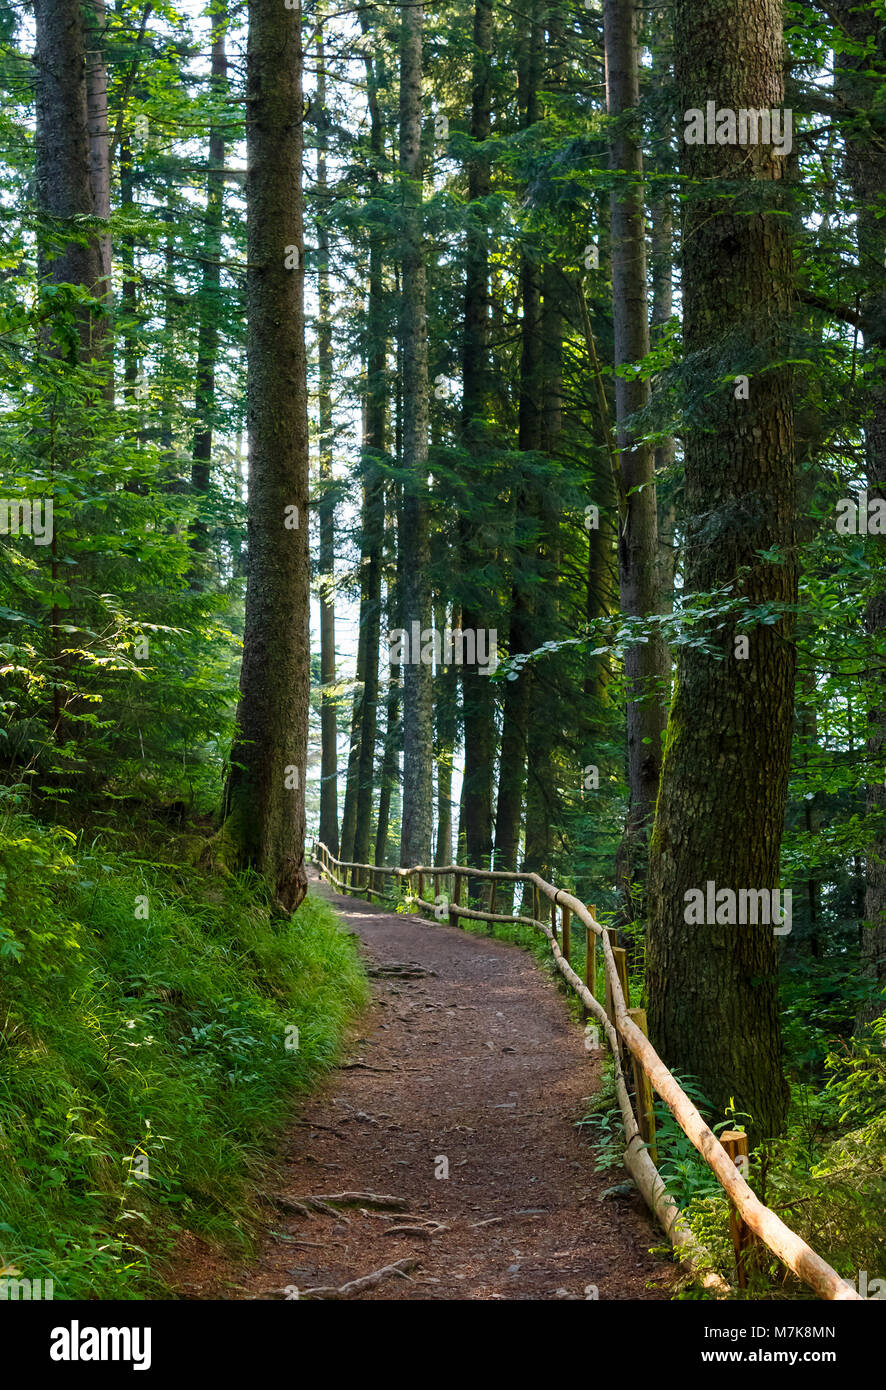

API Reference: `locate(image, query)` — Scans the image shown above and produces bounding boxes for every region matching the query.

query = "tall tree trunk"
[646,0,797,1142]
[34,0,106,744]
[524,262,564,880]
[84,0,112,337]
[493,9,543,909]
[221,0,310,912]
[375,513,402,871]
[191,0,228,542]
[649,17,678,616]
[459,0,496,884]
[434,599,457,867]
[120,131,139,405]
[603,0,670,923]
[374,665,400,871]
[523,4,567,886]
[398,1,433,866]
[316,21,339,857]
[352,479,384,875]
[352,34,387,876]
[338,613,367,867]
[159,181,176,455]
[582,270,618,717]
[34,0,104,356]
[832,0,886,1027]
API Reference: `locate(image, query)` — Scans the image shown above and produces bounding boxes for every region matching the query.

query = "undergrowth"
[0,810,368,1298]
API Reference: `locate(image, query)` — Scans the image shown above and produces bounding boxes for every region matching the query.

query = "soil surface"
[171,870,674,1301]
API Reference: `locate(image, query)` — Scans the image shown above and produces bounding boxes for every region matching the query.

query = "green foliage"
[0,813,368,1298]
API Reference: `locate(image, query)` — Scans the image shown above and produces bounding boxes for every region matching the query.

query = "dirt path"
[173,871,674,1301]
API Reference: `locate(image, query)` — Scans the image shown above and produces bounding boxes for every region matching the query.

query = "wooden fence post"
[609,937,629,1068]
[583,906,597,1020]
[417,870,424,914]
[603,925,619,1020]
[484,876,495,934]
[721,1130,756,1288]
[561,905,571,964]
[550,899,558,943]
[612,945,629,1010]
[449,871,461,929]
[627,1007,657,1163]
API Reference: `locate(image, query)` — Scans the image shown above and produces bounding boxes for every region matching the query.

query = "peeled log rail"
[312,843,862,1301]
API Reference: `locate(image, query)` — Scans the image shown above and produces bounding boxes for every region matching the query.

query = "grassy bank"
[0,811,368,1298]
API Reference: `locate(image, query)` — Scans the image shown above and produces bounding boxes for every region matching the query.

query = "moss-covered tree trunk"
[646,0,797,1142]
[221,0,310,913]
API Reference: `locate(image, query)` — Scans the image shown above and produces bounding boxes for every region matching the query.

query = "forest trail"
[173,870,673,1301]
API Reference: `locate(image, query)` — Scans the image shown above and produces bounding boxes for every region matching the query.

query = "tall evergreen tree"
[398,0,433,866]
[316,19,339,858]
[603,0,669,920]
[221,0,310,911]
[646,0,797,1141]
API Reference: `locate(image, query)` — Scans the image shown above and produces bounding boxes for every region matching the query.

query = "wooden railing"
[311,842,862,1301]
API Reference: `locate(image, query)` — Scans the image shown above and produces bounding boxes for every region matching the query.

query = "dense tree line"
[0,0,884,1173]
